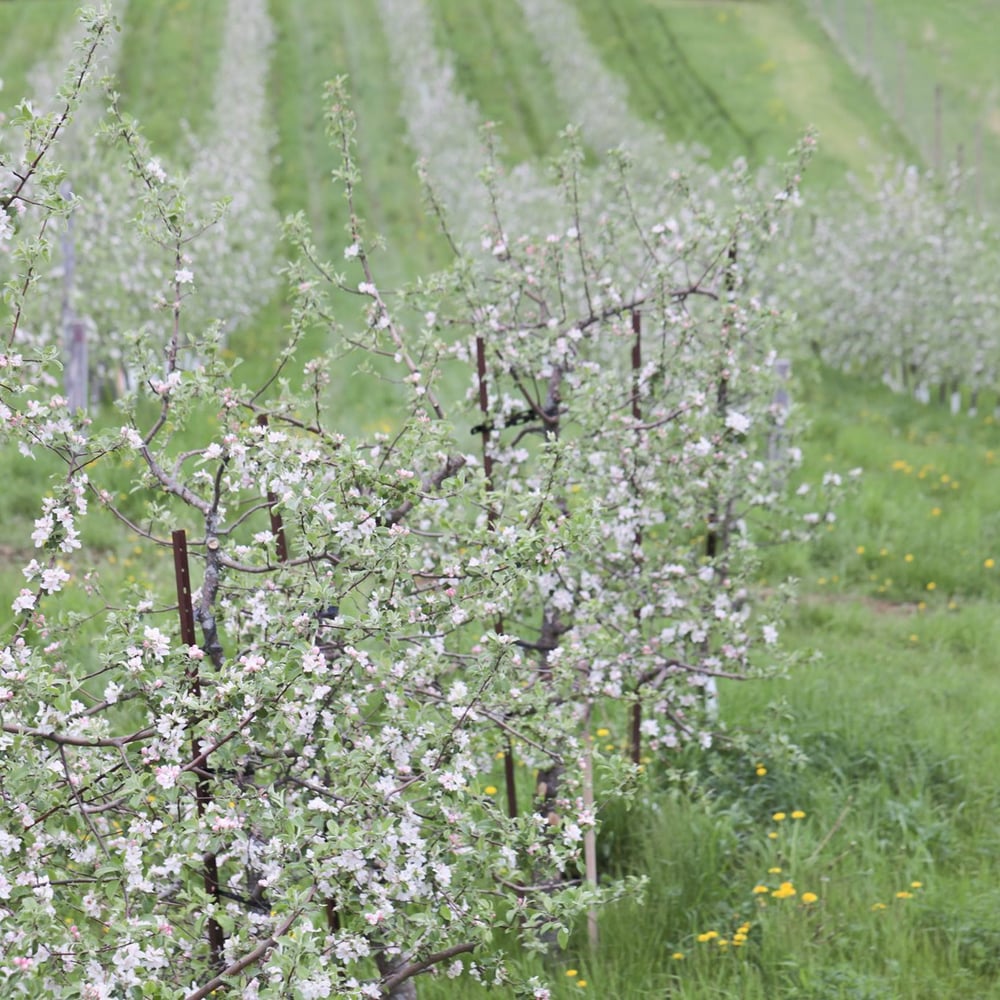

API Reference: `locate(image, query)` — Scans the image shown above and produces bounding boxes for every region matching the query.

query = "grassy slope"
[570,0,915,188]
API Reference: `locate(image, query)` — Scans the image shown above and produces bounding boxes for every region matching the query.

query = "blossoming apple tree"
[1,12,846,1000]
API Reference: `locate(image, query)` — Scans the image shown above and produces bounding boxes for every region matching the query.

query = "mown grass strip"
[0,1,81,109]
[115,0,227,152]
[426,0,568,163]
[572,0,752,159]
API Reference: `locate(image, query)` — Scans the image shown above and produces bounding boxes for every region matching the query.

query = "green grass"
[116,0,227,152]
[426,0,569,164]
[571,0,915,189]
[0,1,80,109]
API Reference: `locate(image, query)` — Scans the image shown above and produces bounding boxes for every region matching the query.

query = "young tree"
[1,19,846,1000]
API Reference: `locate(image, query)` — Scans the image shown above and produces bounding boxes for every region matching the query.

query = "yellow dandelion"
[576,981,587,988]
[871,902,887,911]
[772,882,796,899]
[985,558,995,569]
[926,582,936,591]
[671,952,685,961]
[596,728,610,738]
[752,884,769,895]
[772,811,786,822]
[801,892,818,904]
[768,867,782,874]
[484,786,497,796]
[767,831,779,840]
[565,969,578,977]
[856,545,865,555]
[904,553,914,563]
[791,810,806,820]
[896,891,914,900]
[910,881,923,889]
[755,765,767,777]
[931,507,941,517]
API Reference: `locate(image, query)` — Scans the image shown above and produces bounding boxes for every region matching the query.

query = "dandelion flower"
[926,582,936,591]
[671,952,685,961]
[791,810,806,820]
[755,765,767,777]
[596,728,610,738]
[752,884,770,895]
[896,891,914,900]
[484,786,497,796]
[871,902,887,911]
[904,553,914,563]
[772,812,786,822]
[565,970,578,977]
[986,558,995,569]
[910,881,923,889]
[801,892,818,904]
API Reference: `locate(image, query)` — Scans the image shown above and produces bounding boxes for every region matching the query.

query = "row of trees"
[779,162,1000,412]
[0,10,850,999]
[6,0,278,404]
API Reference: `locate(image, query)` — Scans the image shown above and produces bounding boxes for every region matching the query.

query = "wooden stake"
[173,529,225,968]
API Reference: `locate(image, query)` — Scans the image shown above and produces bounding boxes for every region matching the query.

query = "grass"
[808,0,1000,203]
[0,1,80,105]
[426,0,575,164]
[5,2,1000,997]
[571,0,915,189]
[116,0,227,151]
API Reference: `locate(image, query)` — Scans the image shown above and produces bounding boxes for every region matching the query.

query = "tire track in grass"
[576,0,754,159]
[426,0,566,164]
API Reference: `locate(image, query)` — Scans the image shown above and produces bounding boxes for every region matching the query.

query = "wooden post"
[582,713,599,951]
[173,529,225,969]
[630,310,643,767]
[60,182,88,414]
[475,335,517,818]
